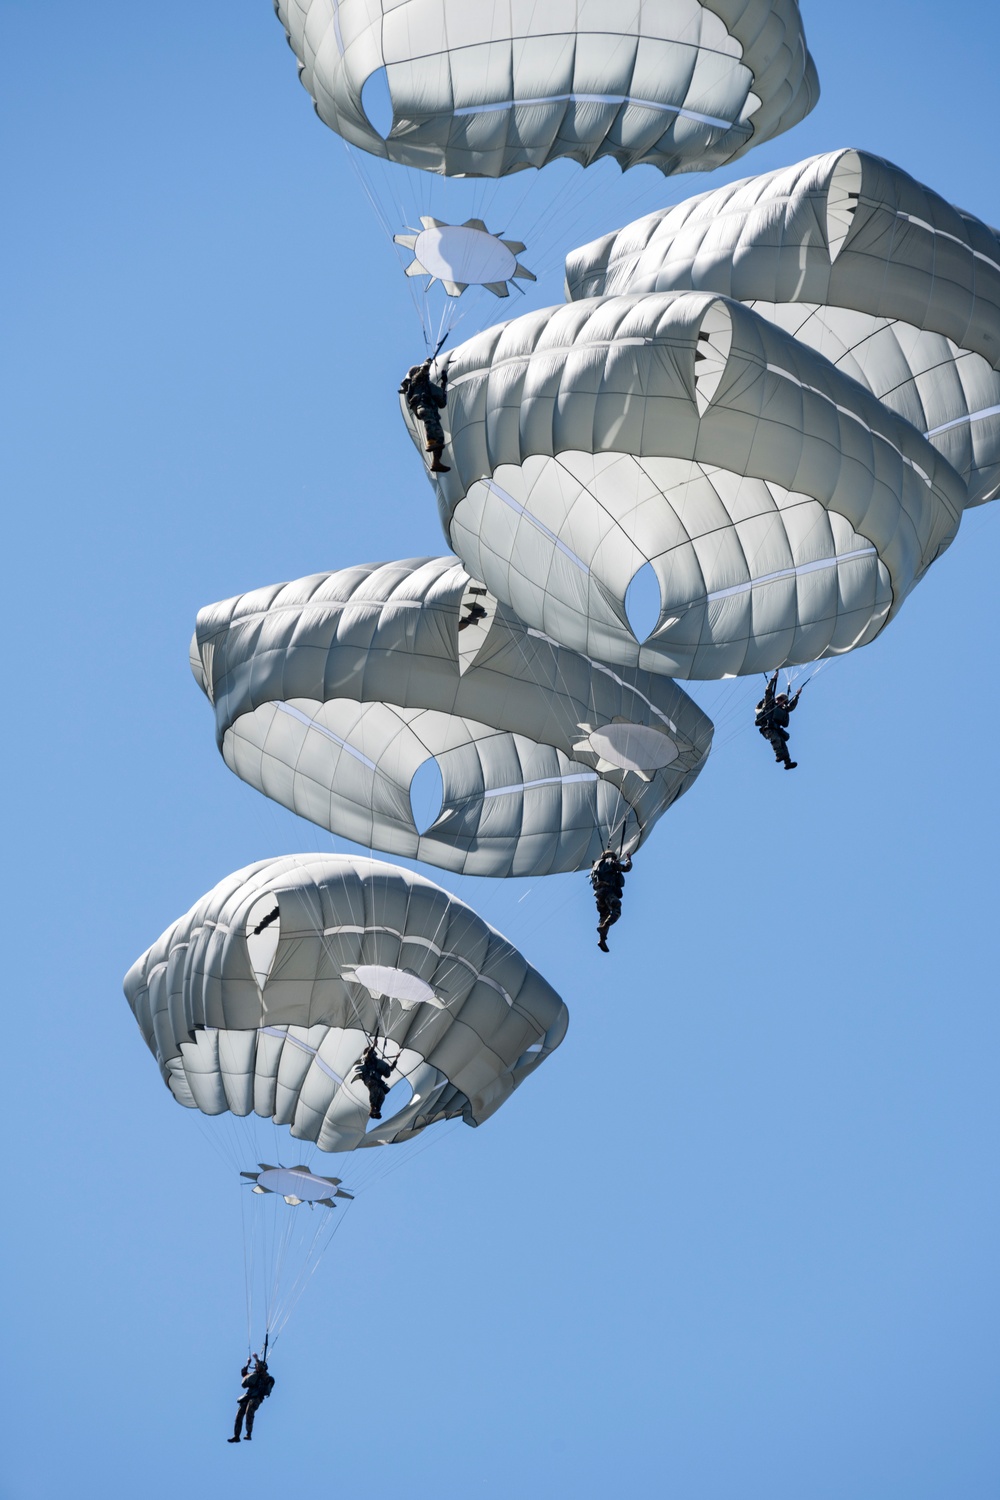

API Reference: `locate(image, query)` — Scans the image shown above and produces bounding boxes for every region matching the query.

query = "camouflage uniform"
[400,361,449,468]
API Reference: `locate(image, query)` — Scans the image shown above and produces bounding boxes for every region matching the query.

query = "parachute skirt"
[273,0,819,180]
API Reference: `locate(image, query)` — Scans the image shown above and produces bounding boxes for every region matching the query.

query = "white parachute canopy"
[564,149,1000,508]
[271,0,819,350]
[190,556,714,874]
[403,293,964,680]
[273,0,819,180]
[124,853,569,1153]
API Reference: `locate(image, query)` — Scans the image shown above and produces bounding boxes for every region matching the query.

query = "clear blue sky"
[3,4,999,1497]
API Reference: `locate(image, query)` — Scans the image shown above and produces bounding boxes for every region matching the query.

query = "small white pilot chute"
[240,1164,355,1208]
[393,218,535,298]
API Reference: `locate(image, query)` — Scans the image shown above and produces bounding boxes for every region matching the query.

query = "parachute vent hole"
[361,67,393,139]
[410,757,444,835]
[366,1076,413,1133]
[624,563,661,644]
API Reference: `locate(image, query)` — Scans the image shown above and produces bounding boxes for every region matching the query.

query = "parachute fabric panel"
[191,557,713,875]
[565,149,1000,507]
[124,854,569,1152]
[273,0,819,179]
[412,293,964,679]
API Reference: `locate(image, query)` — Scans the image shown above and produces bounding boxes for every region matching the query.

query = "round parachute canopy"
[124,854,568,1153]
[565,149,1000,508]
[190,557,713,875]
[273,0,819,179]
[405,293,965,680]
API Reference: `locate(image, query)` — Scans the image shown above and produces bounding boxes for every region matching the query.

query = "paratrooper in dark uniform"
[400,359,450,473]
[754,671,801,769]
[354,1040,399,1120]
[590,850,632,953]
[227,1357,275,1443]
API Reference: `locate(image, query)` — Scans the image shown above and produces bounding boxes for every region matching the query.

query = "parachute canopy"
[274,0,819,179]
[124,854,568,1152]
[191,557,713,874]
[565,149,1000,507]
[407,294,964,679]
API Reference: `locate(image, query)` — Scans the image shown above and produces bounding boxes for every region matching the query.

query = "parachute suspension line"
[690,651,830,758]
[433,301,455,357]
[266,1193,301,1338]
[266,1200,349,1347]
[339,141,434,351]
[360,1117,464,1199]
[239,1176,254,1355]
[491,588,646,865]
